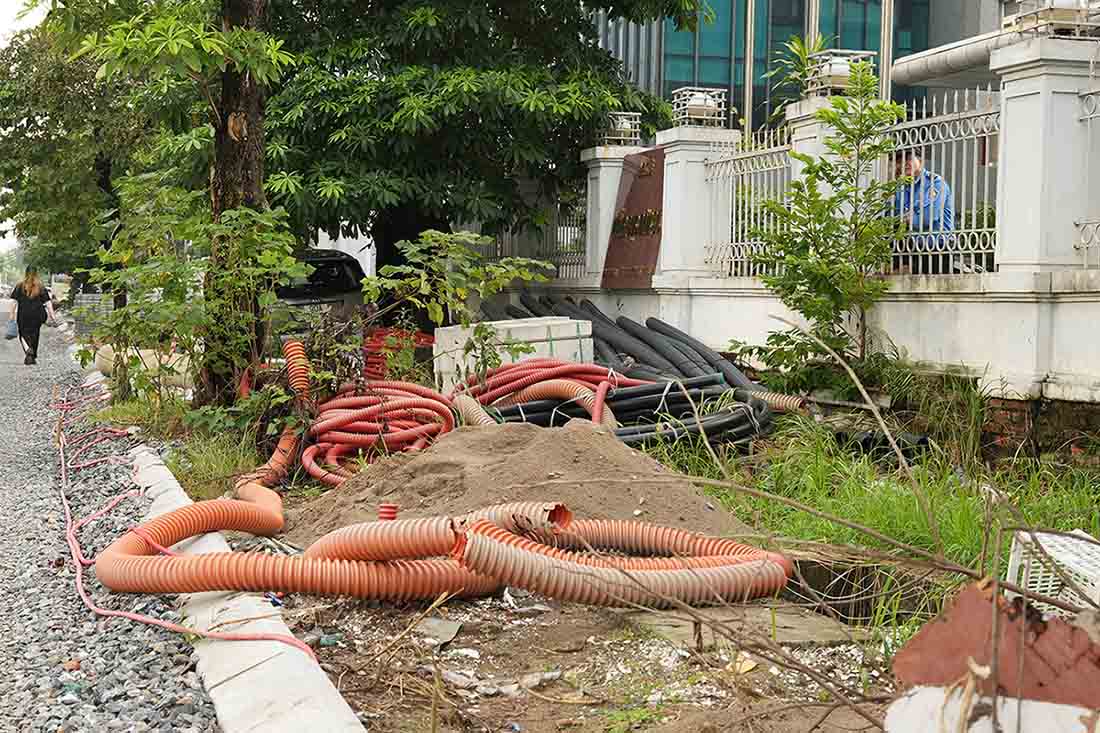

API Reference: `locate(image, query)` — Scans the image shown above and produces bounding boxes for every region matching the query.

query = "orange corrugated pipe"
[454,395,497,427]
[454,519,790,608]
[96,344,790,609]
[502,379,618,431]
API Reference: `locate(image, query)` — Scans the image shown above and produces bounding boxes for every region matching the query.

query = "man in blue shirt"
[892,151,956,273]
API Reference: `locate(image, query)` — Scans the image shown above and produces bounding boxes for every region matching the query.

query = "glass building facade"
[596,0,931,129]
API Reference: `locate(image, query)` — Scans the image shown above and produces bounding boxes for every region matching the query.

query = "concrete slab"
[886,686,1094,733]
[623,605,867,649]
[129,445,364,732]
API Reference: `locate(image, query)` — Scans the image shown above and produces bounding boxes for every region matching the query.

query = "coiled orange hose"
[756,391,806,413]
[95,345,790,610]
[454,395,497,427]
[453,521,788,608]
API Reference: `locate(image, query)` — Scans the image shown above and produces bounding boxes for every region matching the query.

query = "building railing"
[704,128,792,278]
[701,89,1001,280]
[1076,88,1100,268]
[480,203,588,281]
[885,87,1001,275]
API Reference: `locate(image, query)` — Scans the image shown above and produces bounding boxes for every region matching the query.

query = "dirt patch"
[286,592,888,733]
[285,421,748,547]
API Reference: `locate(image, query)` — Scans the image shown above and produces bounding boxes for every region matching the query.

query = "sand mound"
[284,421,747,547]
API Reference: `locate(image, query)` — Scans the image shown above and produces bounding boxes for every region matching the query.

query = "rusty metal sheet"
[893,581,1100,710]
[601,148,664,290]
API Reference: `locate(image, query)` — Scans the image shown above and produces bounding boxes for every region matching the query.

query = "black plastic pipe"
[645,317,757,391]
[615,317,707,378]
[519,293,554,317]
[506,304,534,320]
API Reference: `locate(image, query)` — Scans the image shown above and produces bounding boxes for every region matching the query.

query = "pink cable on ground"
[55,392,318,661]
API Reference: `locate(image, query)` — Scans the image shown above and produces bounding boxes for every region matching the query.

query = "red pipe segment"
[305,383,459,484]
[503,379,618,431]
[332,381,452,407]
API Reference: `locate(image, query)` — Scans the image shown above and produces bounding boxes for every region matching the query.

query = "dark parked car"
[277,248,366,320]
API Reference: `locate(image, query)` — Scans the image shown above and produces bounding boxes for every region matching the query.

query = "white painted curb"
[73,344,363,731]
[885,686,1091,732]
[128,446,365,733]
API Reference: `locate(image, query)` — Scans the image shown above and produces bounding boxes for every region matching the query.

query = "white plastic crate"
[1004,529,1100,617]
[433,317,593,393]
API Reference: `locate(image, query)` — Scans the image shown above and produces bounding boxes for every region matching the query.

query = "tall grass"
[165,433,261,502]
[646,415,1099,568]
[91,398,189,439]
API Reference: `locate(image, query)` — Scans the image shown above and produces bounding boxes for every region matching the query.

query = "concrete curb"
[128,448,364,732]
[72,345,364,731]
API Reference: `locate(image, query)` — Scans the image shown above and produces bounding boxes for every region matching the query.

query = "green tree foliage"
[362,230,547,327]
[37,0,702,404]
[0,28,146,284]
[53,0,297,402]
[742,62,906,393]
[263,0,701,268]
[83,170,309,401]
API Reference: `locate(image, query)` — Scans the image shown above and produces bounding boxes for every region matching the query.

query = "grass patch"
[649,416,1099,568]
[604,706,663,732]
[165,433,262,502]
[90,398,189,439]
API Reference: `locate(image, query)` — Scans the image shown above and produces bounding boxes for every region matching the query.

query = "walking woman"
[8,267,55,365]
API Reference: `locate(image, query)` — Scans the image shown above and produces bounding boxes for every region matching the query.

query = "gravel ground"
[0,323,220,733]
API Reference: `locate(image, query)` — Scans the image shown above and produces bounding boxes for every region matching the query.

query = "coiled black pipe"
[645,317,758,391]
[616,317,707,379]
[579,299,621,330]
[660,333,712,373]
[545,301,679,376]
[617,413,763,446]
[492,386,731,424]
[593,338,627,372]
[480,301,510,321]
[519,293,554,317]
[505,304,534,320]
[615,394,770,436]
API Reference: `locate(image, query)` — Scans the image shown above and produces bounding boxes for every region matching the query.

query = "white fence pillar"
[786,97,831,180]
[653,126,741,285]
[581,145,646,279]
[992,37,1100,273]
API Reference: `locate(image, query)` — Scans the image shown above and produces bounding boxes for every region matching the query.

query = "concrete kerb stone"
[885,686,1091,732]
[127,448,364,733]
[74,345,363,731]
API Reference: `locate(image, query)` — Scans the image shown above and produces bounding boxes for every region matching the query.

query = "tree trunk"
[196,0,269,406]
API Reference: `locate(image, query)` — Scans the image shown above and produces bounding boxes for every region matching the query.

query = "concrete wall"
[929,0,1002,49]
[514,270,1100,402]
[529,36,1100,404]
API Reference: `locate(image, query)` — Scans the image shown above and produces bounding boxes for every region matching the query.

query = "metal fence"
[72,292,113,339]
[1076,88,1100,268]
[704,128,792,278]
[885,87,1001,275]
[481,204,588,281]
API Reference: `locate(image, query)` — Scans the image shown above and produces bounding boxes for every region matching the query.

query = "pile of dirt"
[284,421,748,547]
